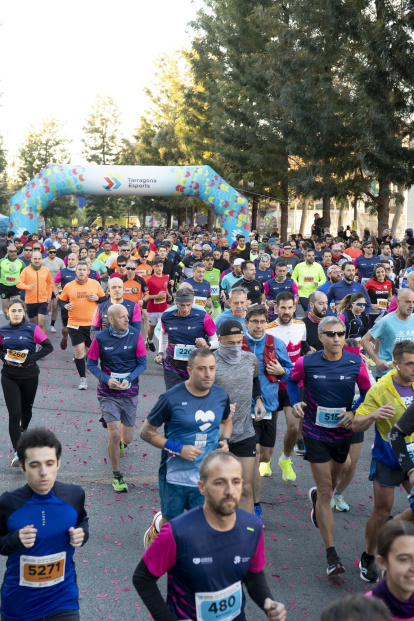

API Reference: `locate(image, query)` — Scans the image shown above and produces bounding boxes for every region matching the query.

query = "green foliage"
[0,136,9,215]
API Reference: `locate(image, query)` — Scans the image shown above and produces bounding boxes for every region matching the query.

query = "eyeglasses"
[354,302,367,307]
[248,319,267,325]
[8,250,17,253]
[126,267,136,270]
[323,330,346,337]
[365,246,373,250]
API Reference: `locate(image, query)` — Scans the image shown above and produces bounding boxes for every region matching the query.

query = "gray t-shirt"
[42,257,65,280]
[213,350,259,444]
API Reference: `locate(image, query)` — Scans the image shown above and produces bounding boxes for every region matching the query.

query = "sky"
[0,0,202,164]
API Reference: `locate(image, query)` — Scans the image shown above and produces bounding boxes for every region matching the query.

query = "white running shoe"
[11,452,19,467]
[50,326,57,333]
[78,377,88,390]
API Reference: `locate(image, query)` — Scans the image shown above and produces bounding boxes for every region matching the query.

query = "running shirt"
[91,258,107,279]
[54,268,76,289]
[0,482,89,621]
[135,262,153,282]
[291,262,326,298]
[255,267,273,284]
[368,312,414,376]
[203,268,221,316]
[147,382,230,487]
[289,350,371,443]
[41,257,65,281]
[123,276,148,304]
[364,279,392,309]
[355,255,378,281]
[183,277,211,309]
[143,506,264,621]
[59,278,105,326]
[215,310,246,328]
[264,278,299,321]
[266,319,307,390]
[91,298,142,332]
[0,257,25,286]
[146,274,169,313]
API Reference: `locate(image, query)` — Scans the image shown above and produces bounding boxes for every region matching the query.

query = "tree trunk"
[391,191,404,237]
[251,197,259,231]
[280,180,289,241]
[207,207,215,231]
[377,178,390,238]
[322,195,331,231]
[299,198,310,236]
[338,199,345,229]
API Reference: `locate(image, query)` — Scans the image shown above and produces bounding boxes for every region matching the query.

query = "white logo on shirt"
[195,410,215,431]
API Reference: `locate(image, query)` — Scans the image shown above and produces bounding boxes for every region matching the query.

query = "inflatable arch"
[9,164,250,241]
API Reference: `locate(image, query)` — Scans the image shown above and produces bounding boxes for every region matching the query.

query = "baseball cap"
[331,244,341,251]
[327,265,341,275]
[234,258,245,266]
[217,319,244,336]
[175,287,194,304]
[406,228,414,234]
[268,238,276,245]
[260,253,270,260]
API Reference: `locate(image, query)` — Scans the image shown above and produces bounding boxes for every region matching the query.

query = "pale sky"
[0,0,202,164]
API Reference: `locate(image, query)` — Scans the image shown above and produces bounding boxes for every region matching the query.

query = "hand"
[65,303,74,310]
[292,402,306,419]
[267,300,275,308]
[180,445,203,461]
[264,598,286,621]
[87,293,99,301]
[266,360,285,376]
[207,306,214,317]
[229,403,237,419]
[138,300,143,306]
[307,346,316,354]
[118,379,130,390]
[361,353,370,370]
[19,525,37,548]
[69,527,85,548]
[254,399,267,421]
[409,471,414,488]
[220,291,226,301]
[154,354,164,365]
[218,439,230,451]
[337,410,354,429]
[46,298,51,304]
[297,284,303,290]
[376,358,390,371]
[108,378,121,390]
[195,338,208,348]
[373,402,395,420]
[28,284,34,290]
[371,303,379,311]
[158,291,166,300]
[169,280,174,287]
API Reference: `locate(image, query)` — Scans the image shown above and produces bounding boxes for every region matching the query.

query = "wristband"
[221,437,231,445]
[164,439,183,457]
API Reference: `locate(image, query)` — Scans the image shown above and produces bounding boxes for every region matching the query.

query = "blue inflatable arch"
[10,164,250,241]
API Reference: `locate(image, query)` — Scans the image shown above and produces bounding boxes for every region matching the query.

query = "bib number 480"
[208,596,236,614]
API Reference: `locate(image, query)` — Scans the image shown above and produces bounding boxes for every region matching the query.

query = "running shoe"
[308,486,318,528]
[50,326,57,333]
[144,510,162,549]
[331,493,349,512]
[60,338,68,350]
[78,377,88,390]
[112,475,128,493]
[10,452,19,467]
[259,461,272,477]
[254,504,264,527]
[326,549,345,577]
[359,552,379,582]
[146,339,156,352]
[294,439,306,456]
[278,455,296,482]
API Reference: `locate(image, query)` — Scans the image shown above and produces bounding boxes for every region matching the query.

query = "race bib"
[330,302,336,313]
[407,442,414,462]
[195,581,242,621]
[173,344,196,361]
[194,296,207,307]
[67,324,79,330]
[154,294,166,304]
[287,264,293,272]
[20,552,66,588]
[251,411,272,420]
[211,285,219,297]
[378,299,388,309]
[5,349,28,364]
[315,406,346,428]
[5,275,17,284]
[303,276,314,283]
[110,372,130,389]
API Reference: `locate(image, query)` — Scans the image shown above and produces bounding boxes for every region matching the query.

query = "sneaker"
[259,461,272,477]
[50,326,57,333]
[294,439,306,456]
[254,505,264,527]
[112,475,128,493]
[78,377,88,390]
[60,338,68,350]
[99,415,107,429]
[332,493,349,512]
[327,549,345,577]
[278,455,296,482]
[144,510,162,549]
[146,339,156,352]
[359,552,379,582]
[308,487,318,528]
[10,452,19,467]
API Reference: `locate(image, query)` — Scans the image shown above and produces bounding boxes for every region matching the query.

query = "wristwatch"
[222,437,231,445]
[254,395,263,402]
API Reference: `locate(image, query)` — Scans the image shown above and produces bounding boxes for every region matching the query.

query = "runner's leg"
[238,456,256,513]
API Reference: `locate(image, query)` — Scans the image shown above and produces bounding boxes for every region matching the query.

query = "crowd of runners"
[1,216,414,620]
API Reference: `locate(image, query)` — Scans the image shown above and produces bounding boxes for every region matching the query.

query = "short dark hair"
[275,261,287,269]
[245,304,268,322]
[322,249,332,255]
[199,450,241,483]
[17,427,62,470]
[320,594,391,621]
[138,245,149,258]
[242,260,255,271]
[117,256,127,265]
[203,252,214,260]
[393,339,414,362]
[187,347,215,368]
[341,261,355,271]
[275,291,295,306]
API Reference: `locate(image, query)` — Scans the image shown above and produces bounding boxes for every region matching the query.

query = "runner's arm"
[245,571,273,609]
[25,336,53,364]
[133,560,177,621]
[125,355,147,383]
[86,337,111,384]
[90,306,102,339]
[389,426,414,475]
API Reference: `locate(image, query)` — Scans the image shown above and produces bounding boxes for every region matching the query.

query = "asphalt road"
[0,314,408,621]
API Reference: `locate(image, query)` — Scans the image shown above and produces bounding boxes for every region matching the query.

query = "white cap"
[234,258,245,266]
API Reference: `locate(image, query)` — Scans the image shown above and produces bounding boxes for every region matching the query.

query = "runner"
[41,246,65,333]
[87,304,147,492]
[356,241,378,283]
[58,261,105,390]
[91,277,142,338]
[264,262,299,322]
[266,291,312,474]
[0,299,53,466]
[54,253,78,350]
[183,262,214,315]
[288,316,370,576]
[202,252,222,318]
[145,257,170,352]
[255,253,274,283]
[303,291,329,351]
[232,260,265,306]
[87,245,108,290]
[133,450,286,621]
[354,339,414,582]
[0,245,25,317]
[221,258,245,296]
[292,248,326,312]
[327,261,372,315]
[215,286,249,328]
[16,252,53,333]
[154,287,218,390]
[0,427,88,621]
[337,293,369,339]
[365,263,393,327]
[179,243,203,278]
[140,348,233,548]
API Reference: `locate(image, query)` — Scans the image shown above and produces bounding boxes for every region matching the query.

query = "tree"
[82,95,123,226]
[0,136,9,215]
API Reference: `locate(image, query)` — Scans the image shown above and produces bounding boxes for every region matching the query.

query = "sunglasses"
[48,250,56,254]
[323,331,346,338]
[8,250,17,253]
[25,248,33,251]
[126,267,136,270]
[354,302,367,307]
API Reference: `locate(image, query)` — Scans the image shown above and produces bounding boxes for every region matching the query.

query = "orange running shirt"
[60,278,104,326]
[135,263,153,282]
[123,277,148,304]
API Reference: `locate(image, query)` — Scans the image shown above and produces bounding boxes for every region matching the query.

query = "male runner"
[59,261,105,389]
[0,428,88,621]
[146,257,170,352]
[265,262,299,322]
[288,316,370,576]
[87,304,147,492]
[327,261,371,315]
[356,241,378,284]
[292,248,326,312]
[303,291,329,351]
[17,252,53,332]
[91,277,142,338]
[54,253,78,350]
[203,252,221,318]
[41,246,65,333]
[215,286,249,328]
[184,262,214,315]
[140,348,233,548]
[133,450,286,621]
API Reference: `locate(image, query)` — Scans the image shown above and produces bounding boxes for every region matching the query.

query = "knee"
[317,482,334,502]
[373,503,393,522]
[286,419,299,435]
[108,428,121,443]
[241,481,253,498]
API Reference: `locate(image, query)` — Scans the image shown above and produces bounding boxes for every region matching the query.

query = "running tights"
[1,374,39,449]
